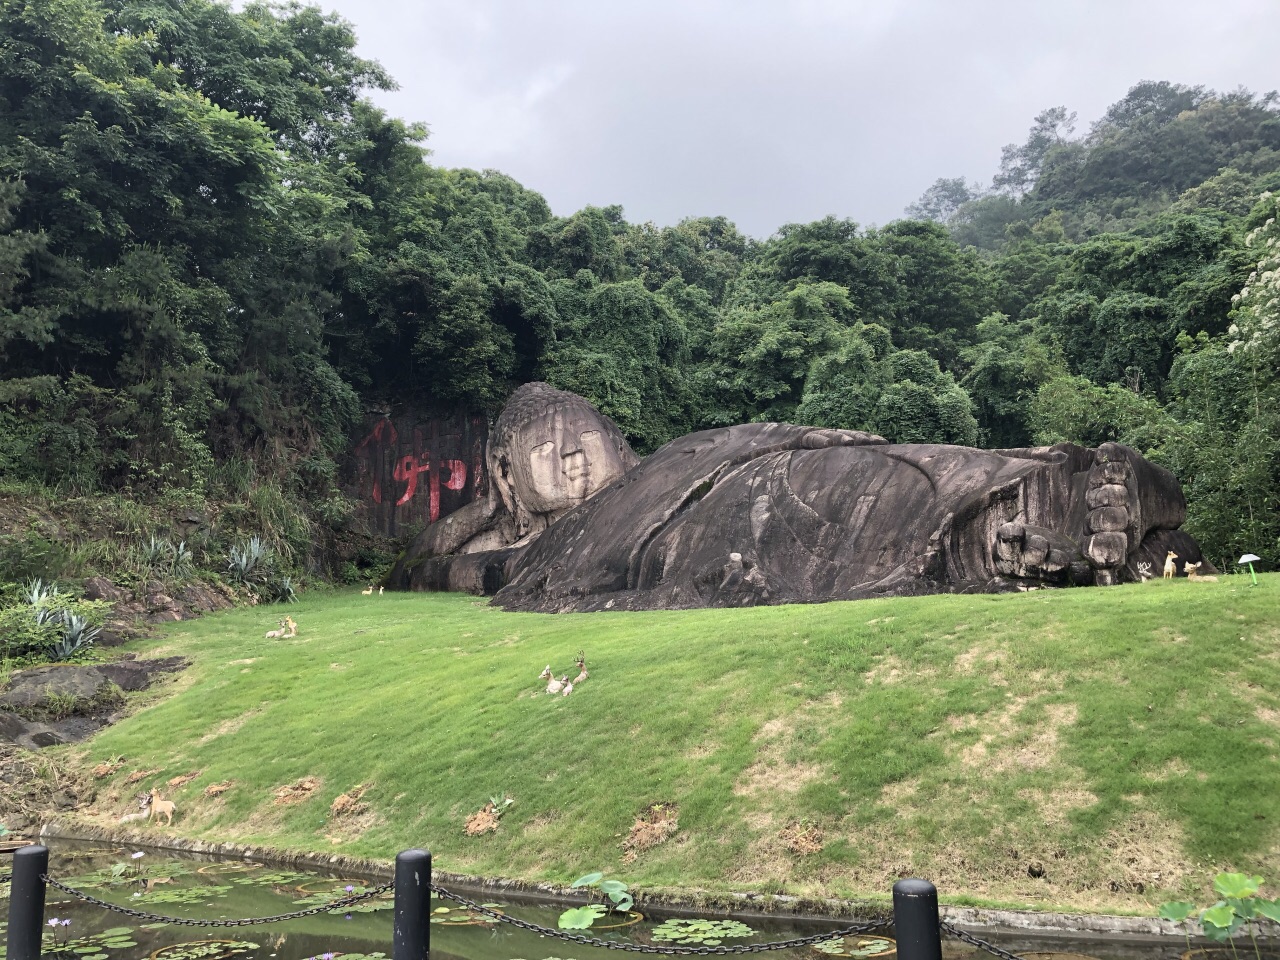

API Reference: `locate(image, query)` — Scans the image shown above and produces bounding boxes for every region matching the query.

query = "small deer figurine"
[265,616,297,639]
[1163,551,1178,579]
[573,651,588,685]
[146,789,177,826]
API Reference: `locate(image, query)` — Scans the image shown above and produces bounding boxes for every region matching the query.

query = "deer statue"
[1163,551,1178,579]
[573,651,588,685]
[546,674,566,695]
[361,585,374,595]
[118,793,152,824]
[1186,561,1218,582]
[265,617,298,639]
[147,789,177,826]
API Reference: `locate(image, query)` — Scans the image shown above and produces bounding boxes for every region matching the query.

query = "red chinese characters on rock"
[352,416,486,525]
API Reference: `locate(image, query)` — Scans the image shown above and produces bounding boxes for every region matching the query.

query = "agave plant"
[262,575,297,604]
[50,612,101,660]
[140,536,175,570]
[171,540,194,575]
[227,536,271,583]
[22,578,61,625]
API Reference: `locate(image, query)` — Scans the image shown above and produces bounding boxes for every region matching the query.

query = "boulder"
[0,711,67,749]
[0,664,106,711]
[81,576,128,603]
[0,658,188,746]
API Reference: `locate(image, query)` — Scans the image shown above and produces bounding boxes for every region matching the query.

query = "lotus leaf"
[1214,874,1264,899]
[1159,903,1197,922]
[559,904,609,929]
[1255,899,1280,923]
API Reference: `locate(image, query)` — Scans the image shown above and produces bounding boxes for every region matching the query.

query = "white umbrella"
[1238,554,1261,585]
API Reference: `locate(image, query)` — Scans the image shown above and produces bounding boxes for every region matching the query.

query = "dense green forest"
[2,0,1278,574]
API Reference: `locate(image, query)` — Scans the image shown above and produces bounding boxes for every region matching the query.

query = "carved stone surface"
[390,385,1207,609]
[491,425,1205,611]
[388,382,638,591]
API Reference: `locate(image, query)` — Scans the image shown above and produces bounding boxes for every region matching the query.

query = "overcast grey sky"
[317,0,1280,238]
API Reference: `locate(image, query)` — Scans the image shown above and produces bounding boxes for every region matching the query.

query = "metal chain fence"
[31,870,1031,960]
[429,882,892,955]
[938,920,1028,960]
[40,875,393,927]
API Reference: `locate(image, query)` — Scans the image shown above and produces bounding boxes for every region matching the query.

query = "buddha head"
[487,382,638,537]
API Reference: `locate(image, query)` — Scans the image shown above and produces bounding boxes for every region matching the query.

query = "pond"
[0,842,1228,960]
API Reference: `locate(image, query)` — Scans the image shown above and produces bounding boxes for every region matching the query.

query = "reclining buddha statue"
[388,383,1207,611]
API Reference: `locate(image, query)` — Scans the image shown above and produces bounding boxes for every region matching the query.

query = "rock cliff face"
[391,386,1207,610]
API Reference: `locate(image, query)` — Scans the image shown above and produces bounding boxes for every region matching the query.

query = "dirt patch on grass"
[754,717,790,740]
[880,778,919,803]
[952,643,1003,676]
[92,758,124,778]
[1096,807,1191,892]
[204,781,234,797]
[725,834,793,887]
[1017,787,1098,826]
[621,802,679,863]
[734,759,825,797]
[197,710,260,744]
[863,654,937,685]
[124,768,159,784]
[167,771,201,788]
[464,803,500,835]
[956,699,1076,774]
[523,811,560,835]
[779,820,824,855]
[273,776,321,805]
[330,785,368,818]
[1145,758,1191,782]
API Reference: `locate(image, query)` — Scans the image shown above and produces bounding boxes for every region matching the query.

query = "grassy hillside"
[72,577,1280,913]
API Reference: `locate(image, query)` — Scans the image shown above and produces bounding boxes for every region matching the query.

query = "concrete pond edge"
[40,819,1205,945]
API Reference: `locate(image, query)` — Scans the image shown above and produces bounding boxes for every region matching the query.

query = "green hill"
[73,577,1280,914]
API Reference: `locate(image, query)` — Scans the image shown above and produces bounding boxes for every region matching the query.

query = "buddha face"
[490,394,634,525]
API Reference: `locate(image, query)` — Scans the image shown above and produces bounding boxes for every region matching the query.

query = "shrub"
[0,532,69,583]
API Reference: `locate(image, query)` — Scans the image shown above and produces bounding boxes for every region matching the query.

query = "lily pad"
[650,918,756,944]
[814,936,896,957]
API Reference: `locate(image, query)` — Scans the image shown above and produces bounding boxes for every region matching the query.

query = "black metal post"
[892,878,942,960]
[7,844,49,960]
[393,848,431,960]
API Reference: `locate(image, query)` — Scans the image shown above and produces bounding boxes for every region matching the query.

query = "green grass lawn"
[74,575,1280,914]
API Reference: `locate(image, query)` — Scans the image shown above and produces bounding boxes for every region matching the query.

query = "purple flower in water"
[60,920,72,927]
[321,953,336,959]
[131,851,145,859]
[344,885,355,892]
[48,918,61,928]
[344,913,352,921]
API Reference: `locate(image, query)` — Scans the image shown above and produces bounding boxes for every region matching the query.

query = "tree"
[906,177,979,223]
[993,106,1077,197]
